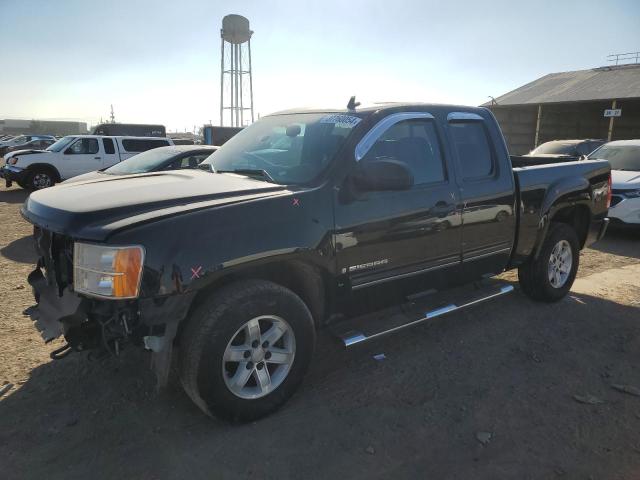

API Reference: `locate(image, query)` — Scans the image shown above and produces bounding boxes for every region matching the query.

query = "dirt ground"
[1,185,640,480]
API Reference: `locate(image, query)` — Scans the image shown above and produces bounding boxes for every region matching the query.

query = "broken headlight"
[73,242,145,299]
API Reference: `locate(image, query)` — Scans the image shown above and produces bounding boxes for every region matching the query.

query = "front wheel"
[179,279,316,421]
[25,168,56,190]
[518,222,580,302]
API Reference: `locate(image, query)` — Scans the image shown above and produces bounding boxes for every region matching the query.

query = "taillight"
[606,174,612,209]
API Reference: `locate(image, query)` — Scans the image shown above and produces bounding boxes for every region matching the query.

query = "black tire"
[25,168,56,190]
[179,279,316,421]
[518,222,580,302]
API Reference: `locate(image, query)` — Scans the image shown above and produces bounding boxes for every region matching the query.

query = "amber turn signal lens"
[113,248,143,298]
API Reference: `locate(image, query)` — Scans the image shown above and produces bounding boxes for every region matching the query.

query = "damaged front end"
[25,226,193,385]
[26,226,145,358]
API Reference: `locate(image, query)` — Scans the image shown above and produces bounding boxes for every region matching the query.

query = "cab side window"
[122,139,171,153]
[102,138,115,154]
[361,119,445,185]
[449,121,495,180]
[67,138,99,155]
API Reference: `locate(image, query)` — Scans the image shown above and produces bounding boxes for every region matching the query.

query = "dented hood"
[22,169,288,241]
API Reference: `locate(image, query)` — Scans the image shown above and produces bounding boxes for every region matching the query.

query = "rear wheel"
[25,168,56,190]
[179,279,316,421]
[518,222,580,302]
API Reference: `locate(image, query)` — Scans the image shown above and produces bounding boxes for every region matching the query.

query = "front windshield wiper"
[216,168,276,183]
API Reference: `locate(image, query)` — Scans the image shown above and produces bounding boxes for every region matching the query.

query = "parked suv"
[3,137,56,156]
[589,140,640,226]
[526,139,605,159]
[0,135,56,157]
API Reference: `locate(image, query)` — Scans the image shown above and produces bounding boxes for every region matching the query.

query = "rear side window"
[449,122,494,179]
[121,139,170,153]
[102,138,115,154]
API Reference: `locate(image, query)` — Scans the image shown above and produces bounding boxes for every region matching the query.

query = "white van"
[1,135,174,189]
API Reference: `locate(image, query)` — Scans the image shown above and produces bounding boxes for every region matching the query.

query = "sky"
[1,0,639,132]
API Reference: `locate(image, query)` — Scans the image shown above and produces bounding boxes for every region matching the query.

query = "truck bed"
[510,155,578,168]
[510,159,610,264]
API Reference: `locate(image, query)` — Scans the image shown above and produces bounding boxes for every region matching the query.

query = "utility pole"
[607,99,617,141]
[110,105,115,124]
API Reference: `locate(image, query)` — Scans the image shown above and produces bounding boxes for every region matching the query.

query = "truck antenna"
[347,96,360,111]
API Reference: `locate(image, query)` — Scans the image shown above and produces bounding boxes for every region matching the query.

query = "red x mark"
[190,266,203,280]
[292,198,300,206]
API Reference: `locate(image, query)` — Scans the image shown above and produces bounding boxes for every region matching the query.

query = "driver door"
[334,113,463,291]
[61,137,101,179]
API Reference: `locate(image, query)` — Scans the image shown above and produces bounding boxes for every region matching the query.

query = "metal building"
[484,62,640,154]
[220,14,254,127]
[0,119,88,136]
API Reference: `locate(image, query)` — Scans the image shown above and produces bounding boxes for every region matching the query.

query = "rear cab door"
[100,137,119,168]
[445,110,516,278]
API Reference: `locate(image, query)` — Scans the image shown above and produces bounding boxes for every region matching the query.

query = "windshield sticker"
[319,114,362,129]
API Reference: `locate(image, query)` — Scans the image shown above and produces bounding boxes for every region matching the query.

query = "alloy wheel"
[32,173,52,189]
[222,315,296,399]
[548,239,572,288]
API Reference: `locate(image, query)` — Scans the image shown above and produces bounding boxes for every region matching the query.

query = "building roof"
[485,64,640,107]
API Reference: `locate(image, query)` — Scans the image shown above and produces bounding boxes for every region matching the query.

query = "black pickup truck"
[21,102,611,421]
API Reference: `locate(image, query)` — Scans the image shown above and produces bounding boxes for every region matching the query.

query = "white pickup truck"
[1,135,174,189]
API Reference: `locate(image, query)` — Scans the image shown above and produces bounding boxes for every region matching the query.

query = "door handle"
[94,156,101,160]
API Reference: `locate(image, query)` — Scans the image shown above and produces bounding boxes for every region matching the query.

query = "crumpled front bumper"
[0,165,27,187]
[26,267,86,342]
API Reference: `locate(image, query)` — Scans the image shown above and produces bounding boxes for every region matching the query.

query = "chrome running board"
[334,283,514,347]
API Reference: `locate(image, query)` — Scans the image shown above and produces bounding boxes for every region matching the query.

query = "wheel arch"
[550,204,591,249]
[25,163,62,182]
[532,176,593,259]
[175,258,329,346]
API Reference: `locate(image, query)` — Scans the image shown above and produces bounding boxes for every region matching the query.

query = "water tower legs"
[219,15,254,127]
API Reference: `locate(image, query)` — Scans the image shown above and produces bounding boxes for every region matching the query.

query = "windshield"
[46,136,76,152]
[201,112,362,184]
[530,141,579,155]
[588,145,640,171]
[105,147,177,174]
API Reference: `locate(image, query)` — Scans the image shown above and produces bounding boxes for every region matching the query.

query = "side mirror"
[352,158,414,192]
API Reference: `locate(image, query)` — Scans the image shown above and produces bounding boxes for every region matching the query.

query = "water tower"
[220,14,254,127]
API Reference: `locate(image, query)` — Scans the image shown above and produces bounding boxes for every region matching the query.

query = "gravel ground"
[1,185,640,480]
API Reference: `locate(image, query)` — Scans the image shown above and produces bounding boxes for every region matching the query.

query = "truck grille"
[33,226,74,294]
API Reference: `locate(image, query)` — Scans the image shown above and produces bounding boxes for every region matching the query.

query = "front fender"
[107,185,336,299]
